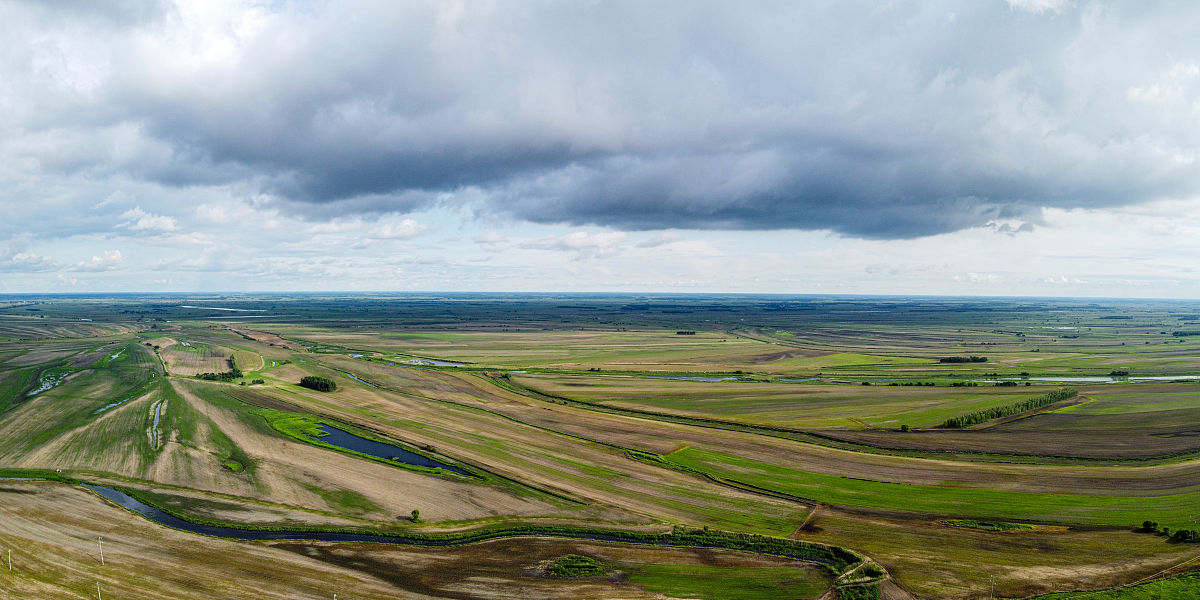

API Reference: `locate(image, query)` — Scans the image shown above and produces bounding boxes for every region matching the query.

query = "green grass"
[664,447,1200,528]
[1029,571,1200,599]
[298,482,382,516]
[625,564,832,600]
[0,365,38,411]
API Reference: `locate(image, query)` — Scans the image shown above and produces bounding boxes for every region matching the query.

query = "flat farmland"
[4,295,1200,599]
[273,327,838,373]
[511,373,1053,429]
[313,361,1200,527]
[829,383,1200,458]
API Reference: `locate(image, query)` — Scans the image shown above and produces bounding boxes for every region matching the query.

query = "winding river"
[77,484,854,572]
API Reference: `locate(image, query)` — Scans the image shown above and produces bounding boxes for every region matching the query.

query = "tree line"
[938,356,988,363]
[938,388,1077,428]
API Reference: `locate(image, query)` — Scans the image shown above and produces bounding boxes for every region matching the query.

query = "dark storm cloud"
[6,0,1200,238]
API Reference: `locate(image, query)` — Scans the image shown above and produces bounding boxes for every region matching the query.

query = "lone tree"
[410,509,420,522]
[299,375,337,392]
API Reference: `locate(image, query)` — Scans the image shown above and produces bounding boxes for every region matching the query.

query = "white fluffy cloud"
[119,206,177,232]
[73,250,124,272]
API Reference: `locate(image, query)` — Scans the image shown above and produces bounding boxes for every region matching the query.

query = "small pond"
[400,358,467,367]
[311,425,472,477]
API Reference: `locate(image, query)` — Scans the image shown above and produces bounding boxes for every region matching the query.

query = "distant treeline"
[197,357,242,381]
[938,388,1077,428]
[938,356,988,363]
[1172,331,1200,337]
[675,331,697,335]
[299,375,337,392]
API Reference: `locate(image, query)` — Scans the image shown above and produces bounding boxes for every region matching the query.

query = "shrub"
[548,554,606,577]
[838,584,880,600]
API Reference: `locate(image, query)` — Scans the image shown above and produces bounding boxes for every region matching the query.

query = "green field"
[625,563,833,600]
[664,446,1200,528]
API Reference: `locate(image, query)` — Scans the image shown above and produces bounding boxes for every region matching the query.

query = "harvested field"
[159,341,234,376]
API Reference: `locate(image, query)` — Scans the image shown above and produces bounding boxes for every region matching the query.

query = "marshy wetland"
[2,294,1200,599]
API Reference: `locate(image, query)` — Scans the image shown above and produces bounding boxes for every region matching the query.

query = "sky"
[2,0,1200,297]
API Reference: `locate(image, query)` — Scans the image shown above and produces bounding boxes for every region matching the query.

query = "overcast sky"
[2,0,1199,297]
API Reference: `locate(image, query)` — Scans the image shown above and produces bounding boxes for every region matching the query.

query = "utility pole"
[990,574,994,600]
[96,581,102,600]
[7,548,11,571]
[98,536,104,566]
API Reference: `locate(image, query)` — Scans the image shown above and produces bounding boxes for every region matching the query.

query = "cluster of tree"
[938,356,988,363]
[1172,529,1200,542]
[1109,370,1130,376]
[888,382,935,387]
[950,382,980,387]
[939,388,1077,428]
[1142,521,1200,542]
[1172,331,1200,337]
[299,375,337,392]
[675,330,697,335]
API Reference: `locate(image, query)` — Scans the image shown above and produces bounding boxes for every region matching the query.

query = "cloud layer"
[5,0,1199,242]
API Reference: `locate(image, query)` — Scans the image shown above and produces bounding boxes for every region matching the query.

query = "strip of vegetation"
[942,519,1032,531]
[938,388,1077,428]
